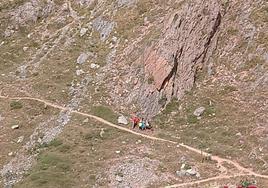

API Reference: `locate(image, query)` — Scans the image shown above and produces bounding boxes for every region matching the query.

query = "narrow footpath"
[1,94,268,187]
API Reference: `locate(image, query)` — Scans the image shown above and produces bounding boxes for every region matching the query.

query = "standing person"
[139,118,146,130]
[145,120,152,129]
[131,116,140,129]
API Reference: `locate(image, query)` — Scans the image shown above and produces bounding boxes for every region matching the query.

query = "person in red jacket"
[131,116,140,129]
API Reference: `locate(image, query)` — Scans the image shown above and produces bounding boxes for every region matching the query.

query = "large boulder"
[118,115,128,125]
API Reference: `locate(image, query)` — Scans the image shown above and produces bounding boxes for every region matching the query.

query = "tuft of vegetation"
[187,114,198,124]
[17,153,73,188]
[147,75,154,84]
[10,101,23,110]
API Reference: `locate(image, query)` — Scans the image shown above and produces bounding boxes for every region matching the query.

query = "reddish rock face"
[131,0,222,118]
[106,0,223,118]
[144,50,172,91]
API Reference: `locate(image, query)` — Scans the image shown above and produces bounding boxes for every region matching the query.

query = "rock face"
[107,0,223,118]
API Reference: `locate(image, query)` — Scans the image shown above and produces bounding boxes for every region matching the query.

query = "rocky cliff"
[103,0,267,118]
[105,0,224,118]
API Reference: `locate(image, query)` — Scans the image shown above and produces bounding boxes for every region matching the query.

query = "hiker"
[139,118,146,130]
[145,120,152,129]
[131,116,140,129]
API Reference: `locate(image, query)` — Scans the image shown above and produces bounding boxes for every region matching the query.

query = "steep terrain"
[0,0,267,187]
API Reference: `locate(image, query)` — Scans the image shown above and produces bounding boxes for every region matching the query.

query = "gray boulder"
[193,107,206,117]
[77,53,89,64]
[118,115,128,125]
[92,17,115,41]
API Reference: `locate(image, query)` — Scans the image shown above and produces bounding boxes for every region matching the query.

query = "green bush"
[10,101,23,110]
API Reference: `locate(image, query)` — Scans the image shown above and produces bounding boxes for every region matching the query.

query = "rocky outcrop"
[107,0,224,118]
[9,0,55,28]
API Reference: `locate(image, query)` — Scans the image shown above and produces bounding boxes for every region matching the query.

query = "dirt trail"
[165,173,250,188]
[1,94,268,187]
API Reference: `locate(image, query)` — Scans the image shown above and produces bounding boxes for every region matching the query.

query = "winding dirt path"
[1,94,268,187]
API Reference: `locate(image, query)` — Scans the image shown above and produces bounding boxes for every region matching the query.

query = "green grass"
[10,101,23,110]
[38,153,70,171]
[26,171,72,188]
[17,153,73,188]
[48,139,63,147]
[187,114,198,124]
[36,139,72,154]
[91,105,118,123]
[162,99,179,115]
[83,130,100,141]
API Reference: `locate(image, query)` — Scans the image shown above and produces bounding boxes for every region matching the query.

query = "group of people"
[131,116,152,130]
